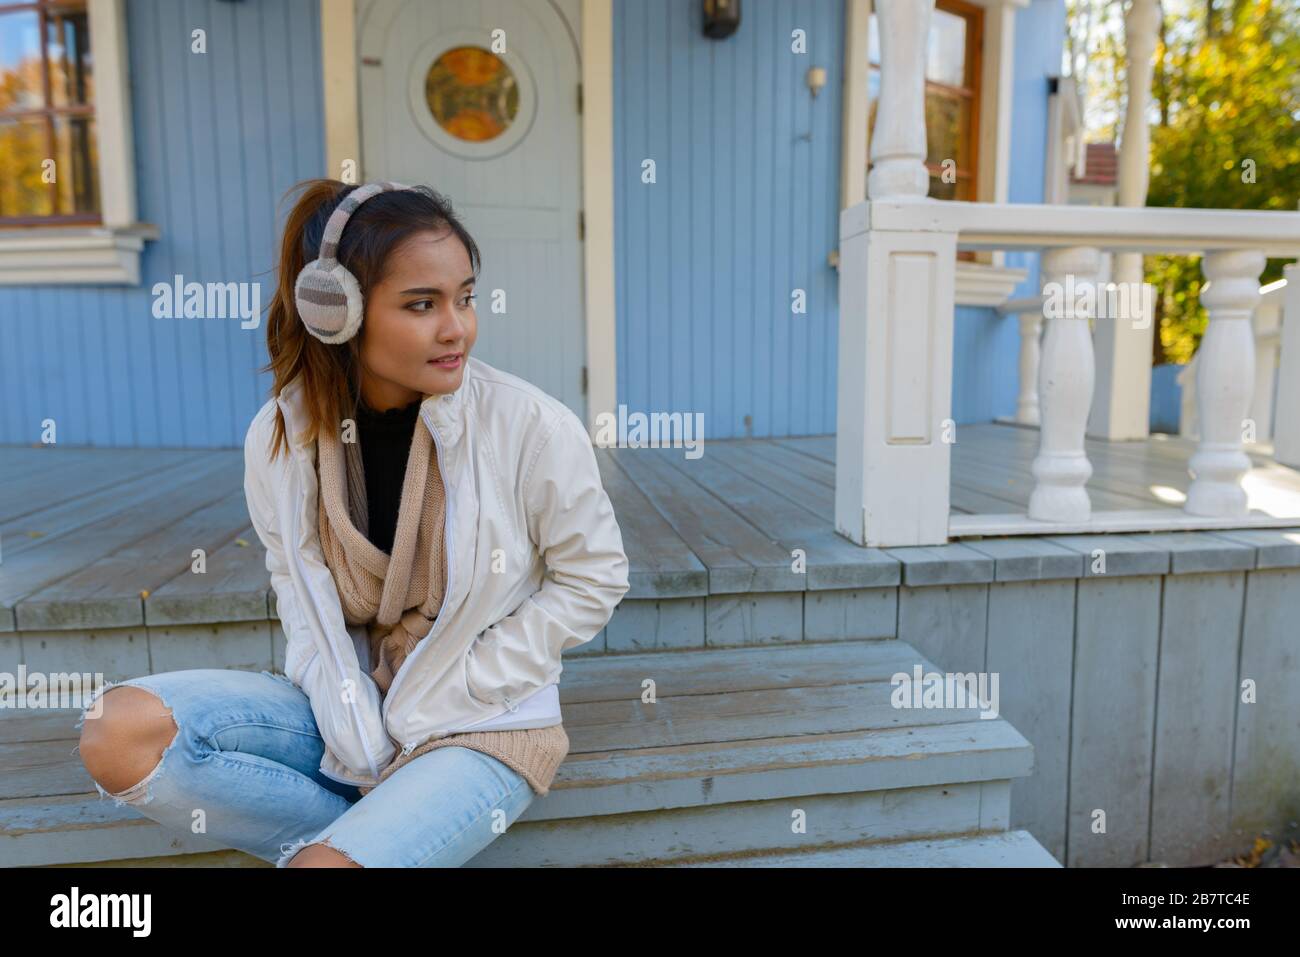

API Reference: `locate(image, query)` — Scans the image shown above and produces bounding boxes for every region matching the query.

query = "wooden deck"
[2,423,1300,631]
[3,430,1298,867]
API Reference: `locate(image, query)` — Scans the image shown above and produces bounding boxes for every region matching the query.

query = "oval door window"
[425,45,519,143]
[405,31,536,160]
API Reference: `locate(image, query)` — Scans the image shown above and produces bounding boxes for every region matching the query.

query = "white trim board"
[951,509,1300,537]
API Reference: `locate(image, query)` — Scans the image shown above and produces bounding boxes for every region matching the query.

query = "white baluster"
[1185,249,1265,516]
[1028,246,1100,523]
[1016,312,1042,425]
[867,0,934,201]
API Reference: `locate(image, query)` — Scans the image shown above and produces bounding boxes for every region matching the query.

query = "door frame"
[318,0,616,434]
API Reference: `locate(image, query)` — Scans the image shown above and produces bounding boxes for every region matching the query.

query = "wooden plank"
[1067,575,1161,867]
[0,450,232,561]
[648,444,898,589]
[609,447,799,593]
[560,637,923,703]
[884,544,995,586]
[16,489,253,630]
[714,438,1025,529]
[963,538,1084,582]
[1139,532,1256,574]
[145,526,269,625]
[968,424,1300,516]
[554,718,1030,804]
[0,458,244,624]
[953,446,1157,512]
[1149,572,1244,865]
[20,626,151,685]
[0,737,94,800]
[668,830,1061,867]
[562,676,996,755]
[705,592,804,645]
[602,596,705,652]
[1207,527,1300,569]
[1045,534,1171,577]
[146,622,276,675]
[1230,568,1300,843]
[804,587,897,641]
[699,440,838,514]
[0,707,83,746]
[0,448,207,523]
[0,446,105,485]
[896,583,989,674]
[0,792,231,867]
[478,782,994,867]
[595,448,707,599]
[986,579,1075,863]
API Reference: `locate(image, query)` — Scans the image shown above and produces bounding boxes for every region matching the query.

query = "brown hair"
[258,178,481,461]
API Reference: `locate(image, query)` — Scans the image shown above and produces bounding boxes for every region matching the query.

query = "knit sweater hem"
[356,723,570,798]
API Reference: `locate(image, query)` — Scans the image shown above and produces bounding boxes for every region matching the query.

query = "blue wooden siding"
[613,0,844,439]
[0,0,324,448]
[1,0,1064,447]
[614,0,1065,436]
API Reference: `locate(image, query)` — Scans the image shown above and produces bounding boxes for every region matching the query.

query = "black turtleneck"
[354,395,422,555]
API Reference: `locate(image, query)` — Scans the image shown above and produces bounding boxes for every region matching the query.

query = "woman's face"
[357,227,477,410]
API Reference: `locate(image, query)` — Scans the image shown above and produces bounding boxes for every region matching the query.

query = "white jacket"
[242,356,630,788]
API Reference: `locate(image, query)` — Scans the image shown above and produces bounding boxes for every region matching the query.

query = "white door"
[358,0,586,418]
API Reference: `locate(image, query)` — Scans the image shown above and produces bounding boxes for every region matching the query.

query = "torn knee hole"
[281,837,361,867]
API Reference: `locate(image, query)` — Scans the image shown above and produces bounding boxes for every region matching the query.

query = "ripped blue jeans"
[73,668,535,867]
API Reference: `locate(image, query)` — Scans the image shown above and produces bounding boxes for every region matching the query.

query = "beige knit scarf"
[315,399,446,696]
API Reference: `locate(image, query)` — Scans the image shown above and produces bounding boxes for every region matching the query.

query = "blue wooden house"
[2,0,1299,868]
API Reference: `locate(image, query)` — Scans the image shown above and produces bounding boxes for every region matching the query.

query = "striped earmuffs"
[294,181,413,344]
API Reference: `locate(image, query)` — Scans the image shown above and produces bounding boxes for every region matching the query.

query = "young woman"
[75,179,630,867]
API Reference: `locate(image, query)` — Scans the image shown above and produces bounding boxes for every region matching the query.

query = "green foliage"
[1145,0,1300,363]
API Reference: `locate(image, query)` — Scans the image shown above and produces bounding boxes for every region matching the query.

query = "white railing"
[834,0,1300,547]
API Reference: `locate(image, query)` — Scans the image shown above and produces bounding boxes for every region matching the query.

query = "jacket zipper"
[283,449,385,783]
[380,403,456,745]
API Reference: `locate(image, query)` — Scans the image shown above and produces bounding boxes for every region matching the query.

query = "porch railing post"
[1185,249,1266,516]
[835,0,956,547]
[1028,245,1100,523]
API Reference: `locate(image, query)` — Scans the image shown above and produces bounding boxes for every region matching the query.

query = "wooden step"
[662,829,1062,867]
[0,639,1035,866]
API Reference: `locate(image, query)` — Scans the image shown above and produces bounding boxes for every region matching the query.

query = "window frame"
[0,0,100,225]
[0,0,156,286]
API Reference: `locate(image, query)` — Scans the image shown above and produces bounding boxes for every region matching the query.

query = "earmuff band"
[294,180,413,344]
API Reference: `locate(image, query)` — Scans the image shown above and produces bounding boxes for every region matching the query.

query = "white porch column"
[866,0,932,200]
[1185,250,1266,516]
[1015,312,1042,425]
[1028,246,1100,522]
[1089,0,1160,441]
[835,0,958,547]
[1274,265,1300,468]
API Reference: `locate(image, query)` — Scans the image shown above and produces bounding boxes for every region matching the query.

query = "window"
[867,0,984,201]
[0,0,99,225]
[425,46,520,144]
